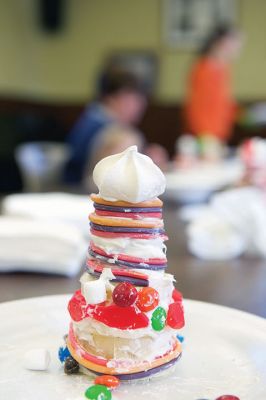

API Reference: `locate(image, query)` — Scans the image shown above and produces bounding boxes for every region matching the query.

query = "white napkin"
[2,193,94,238]
[187,210,245,260]
[187,187,266,260]
[211,187,266,257]
[0,217,87,276]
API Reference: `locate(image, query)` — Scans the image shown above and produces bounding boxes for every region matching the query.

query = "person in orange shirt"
[184,25,243,143]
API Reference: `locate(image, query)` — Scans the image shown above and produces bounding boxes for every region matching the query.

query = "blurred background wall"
[1,0,266,193]
[0,0,265,103]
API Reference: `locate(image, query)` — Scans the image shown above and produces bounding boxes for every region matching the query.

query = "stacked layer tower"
[66,146,185,380]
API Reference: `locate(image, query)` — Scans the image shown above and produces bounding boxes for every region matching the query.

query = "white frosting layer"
[73,320,176,365]
[93,146,166,203]
[91,234,166,259]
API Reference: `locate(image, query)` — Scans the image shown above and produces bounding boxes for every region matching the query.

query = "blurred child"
[64,68,147,184]
[184,25,243,144]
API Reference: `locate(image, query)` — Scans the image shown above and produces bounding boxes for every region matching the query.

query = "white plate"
[0,295,265,400]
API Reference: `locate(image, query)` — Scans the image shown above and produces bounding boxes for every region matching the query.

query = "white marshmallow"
[82,279,107,304]
[24,348,50,371]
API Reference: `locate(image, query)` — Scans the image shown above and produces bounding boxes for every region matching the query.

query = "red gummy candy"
[215,396,240,400]
[172,288,183,302]
[112,282,138,307]
[89,304,149,329]
[68,290,86,322]
[166,301,185,329]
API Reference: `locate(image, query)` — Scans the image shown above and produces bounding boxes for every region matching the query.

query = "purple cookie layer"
[94,203,162,213]
[87,269,149,287]
[90,222,165,235]
[79,353,182,380]
[88,249,167,271]
[115,354,181,380]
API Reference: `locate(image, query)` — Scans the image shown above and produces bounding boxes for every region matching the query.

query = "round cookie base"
[65,331,182,381]
[79,353,182,381]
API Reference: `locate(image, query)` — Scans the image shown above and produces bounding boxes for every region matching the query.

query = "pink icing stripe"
[91,228,168,240]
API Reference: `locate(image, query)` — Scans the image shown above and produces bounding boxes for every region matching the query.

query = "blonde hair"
[84,124,144,188]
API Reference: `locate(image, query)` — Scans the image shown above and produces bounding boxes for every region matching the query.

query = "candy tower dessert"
[65,146,185,380]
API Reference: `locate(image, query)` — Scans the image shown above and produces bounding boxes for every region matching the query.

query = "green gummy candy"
[151,306,166,331]
[85,384,112,400]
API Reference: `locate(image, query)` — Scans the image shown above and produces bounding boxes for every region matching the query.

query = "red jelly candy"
[112,282,138,307]
[172,288,183,302]
[215,396,240,400]
[90,304,149,329]
[68,290,86,322]
[94,375,120,389]
[136,287,159,312]
[166,301,185,329]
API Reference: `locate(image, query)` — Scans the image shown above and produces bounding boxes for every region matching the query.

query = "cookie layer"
[90,222,165,235]
[86,260,149,286]
[88,270,149,287]
[89,212,163,228]
[90,228,168,240]
[87,259,148,279]
[83,353,181,380]
[94,203,162,213]
[91,194,163,208]
[88,248,167,271]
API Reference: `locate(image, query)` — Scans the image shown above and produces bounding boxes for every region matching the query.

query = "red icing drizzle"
[87,304,149,330]
[68,289,149,330]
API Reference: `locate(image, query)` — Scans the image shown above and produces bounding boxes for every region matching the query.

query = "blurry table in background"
[0,203,265,318]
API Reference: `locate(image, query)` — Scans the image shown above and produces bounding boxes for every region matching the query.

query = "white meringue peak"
[93,146,166,203]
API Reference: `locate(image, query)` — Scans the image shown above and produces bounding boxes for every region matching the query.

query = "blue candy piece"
[177,334,185,343]
[58,346,71,363]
